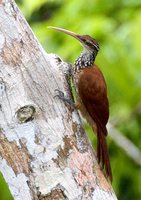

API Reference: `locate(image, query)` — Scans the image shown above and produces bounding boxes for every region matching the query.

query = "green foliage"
[1,0,141,199]
[0,173,13,200]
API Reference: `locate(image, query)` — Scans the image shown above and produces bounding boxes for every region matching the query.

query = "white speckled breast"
[74,50,95,73]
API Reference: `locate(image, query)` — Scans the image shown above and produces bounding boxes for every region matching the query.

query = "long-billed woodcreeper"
[49,26,112,181]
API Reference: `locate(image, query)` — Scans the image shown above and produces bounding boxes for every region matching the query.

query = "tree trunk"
[0,0,118,199]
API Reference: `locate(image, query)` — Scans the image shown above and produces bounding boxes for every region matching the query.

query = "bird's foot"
[54,89,75,109]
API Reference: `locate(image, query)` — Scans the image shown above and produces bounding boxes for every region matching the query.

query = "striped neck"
[74,50,96,72]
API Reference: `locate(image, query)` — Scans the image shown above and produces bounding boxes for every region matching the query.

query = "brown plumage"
[48,26,112,181]
[76,65,112,181]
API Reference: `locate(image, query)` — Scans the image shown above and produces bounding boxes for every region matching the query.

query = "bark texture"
[0,0,118,199]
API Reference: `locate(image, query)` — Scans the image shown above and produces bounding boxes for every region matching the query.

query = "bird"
[48,26,112,181]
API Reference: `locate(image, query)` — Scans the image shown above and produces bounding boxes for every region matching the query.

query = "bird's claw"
[54,89,64,98]
[54,89,75,109]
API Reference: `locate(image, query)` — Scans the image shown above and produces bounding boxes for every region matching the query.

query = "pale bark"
[0,0,118,199]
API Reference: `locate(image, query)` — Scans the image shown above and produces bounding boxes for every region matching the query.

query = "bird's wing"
[77,65,112,181]
[78,65,109,134]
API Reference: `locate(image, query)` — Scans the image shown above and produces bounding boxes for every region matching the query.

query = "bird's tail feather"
[96,126,112,182]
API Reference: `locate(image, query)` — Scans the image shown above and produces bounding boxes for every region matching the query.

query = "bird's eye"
[85,41,90,45]
[85,41,96,49]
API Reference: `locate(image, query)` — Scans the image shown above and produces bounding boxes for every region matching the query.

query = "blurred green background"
[0,0,141,199]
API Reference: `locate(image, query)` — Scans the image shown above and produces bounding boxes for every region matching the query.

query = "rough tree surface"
[0,0,118,199]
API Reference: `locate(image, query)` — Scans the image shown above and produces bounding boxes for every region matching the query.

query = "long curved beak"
[48,26,82,42]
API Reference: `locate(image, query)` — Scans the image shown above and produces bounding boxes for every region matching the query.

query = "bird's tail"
[96,126,112,182]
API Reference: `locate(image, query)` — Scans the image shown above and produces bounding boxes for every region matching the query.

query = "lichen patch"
[2,39,22,66]
[69,148,96,190]
[53,135,74,168]
[95,166,111,191]
[38,188,67,200]
[0,134,31,175]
